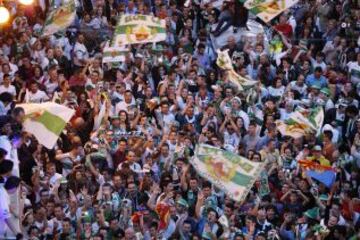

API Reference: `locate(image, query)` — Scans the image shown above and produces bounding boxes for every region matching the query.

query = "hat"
[320,88,330,96]
[313,145,322,151]
[311,84,321,90]
[4,176,20,190]
[304,207,320,220]
[0,160,14,175]
[319,194,329,201]
[231,96,242,105]
[177,198,189,208]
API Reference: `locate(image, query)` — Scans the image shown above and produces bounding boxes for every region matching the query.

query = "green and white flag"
[216,49,257,91]
[102,41,129,63]
[243,0,298,23]
[192,144,264,202]
[42,0,76,36]
[17,102,75,149]
[112,14,166,46]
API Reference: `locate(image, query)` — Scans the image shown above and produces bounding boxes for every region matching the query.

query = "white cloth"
[0,186,10,237]
[0,85,16,96]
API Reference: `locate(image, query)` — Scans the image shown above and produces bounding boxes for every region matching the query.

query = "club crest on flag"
[204,155,236,182]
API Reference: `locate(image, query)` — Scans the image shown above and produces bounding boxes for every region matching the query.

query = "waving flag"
[191,144,264,202]
[216,49,257,91]
[42,0,76,36]
[113,15,166,46]
[243,0,299,23]
[298,159,336,188]
[155,202,170,231]
[276,107,324,139]
[17,102,75,149]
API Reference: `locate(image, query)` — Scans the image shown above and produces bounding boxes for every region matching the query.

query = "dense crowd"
[0,0,360,239]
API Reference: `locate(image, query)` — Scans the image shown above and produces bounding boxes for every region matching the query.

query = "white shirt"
[114,101,136,116]
[0,85,16,96]
[26,90,49,103]
[73,42,89,66]
[347,61,360,85]
[0,186,10,236]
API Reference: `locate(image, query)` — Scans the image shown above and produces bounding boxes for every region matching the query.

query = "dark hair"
[0,92,13,103]
[323,130,333,140]
[314,66,323,73]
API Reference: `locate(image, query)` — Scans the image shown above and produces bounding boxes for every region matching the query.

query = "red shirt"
[275,24,293,39]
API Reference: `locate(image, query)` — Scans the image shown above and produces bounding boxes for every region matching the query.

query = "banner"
[112,15,166,46]
[191,144,264,202]
[258,171,270,196]
[42,0,76,36]
[276,107,324,139]
[243,0,299,23]
[18,102,75,149]
[216,49,257,91]
[102,41,129,63]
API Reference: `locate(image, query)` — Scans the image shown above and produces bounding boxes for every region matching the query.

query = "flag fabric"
[112,15,166,46]
[216,49,257,91]
[102,41,129,63]
[298,159,336,188]
[243,0,299,23]
[258,171,270,197]
[276,107,324,139]
[17,102,75,149]
[306,170,336,188]
[42,0,76,36]
[191,144,264,202]
[155,202,170,231]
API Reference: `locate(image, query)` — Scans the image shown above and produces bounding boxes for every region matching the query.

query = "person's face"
[267,208,275,219]
[183,223,191,233]
[119,111,127,122]
[124,92,132,103]
[186,106,194,117]
[160,145,169,156]
[91,72,99,83]
[127,183,137,195]
[127,151,136,162]
[257,209,266,221]
[225,89,233,98]
[189,179,198,190]
[54,207,63,219]
[207,211,217,223]
[113,175,122,188]
[118,141,127,152]
[328,215,338,227]
[161,104,169,113]
[30,83,38,93]
[47,165,56,176]
[62,221,71,233]
[231,100,240,109]
[3,76,10,85]
[78,34,84,43]
[303,61,310,69]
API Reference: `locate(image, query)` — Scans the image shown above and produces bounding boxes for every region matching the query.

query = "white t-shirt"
[26,90,49,103]
[0,84,16,96]
[0,186,10,236]
[223,131,240,150]
[347,61,360,85]
[73,42,89,66]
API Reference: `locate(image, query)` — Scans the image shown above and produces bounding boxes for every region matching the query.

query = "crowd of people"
[0,0,360,239]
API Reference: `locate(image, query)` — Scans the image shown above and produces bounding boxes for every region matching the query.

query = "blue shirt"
[305,74,328,88]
